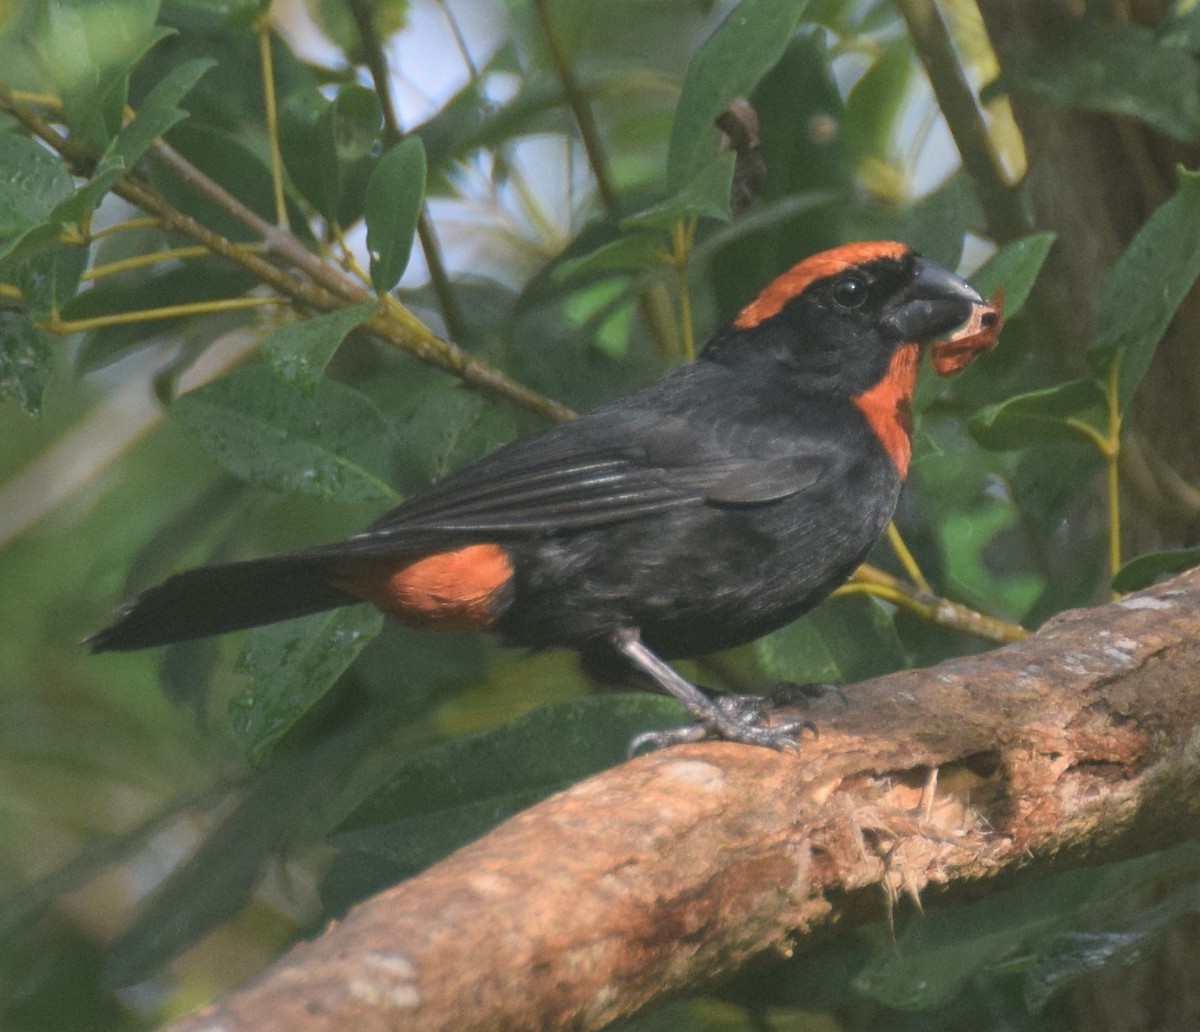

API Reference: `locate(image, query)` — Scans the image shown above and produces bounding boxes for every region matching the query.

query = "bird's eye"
[832,274,868,309]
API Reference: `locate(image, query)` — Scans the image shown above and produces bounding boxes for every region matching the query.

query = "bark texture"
[168,568,1200,1032]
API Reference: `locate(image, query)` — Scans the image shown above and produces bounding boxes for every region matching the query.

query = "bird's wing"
[316,376,838,558]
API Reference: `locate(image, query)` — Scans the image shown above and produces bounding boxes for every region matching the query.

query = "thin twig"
[344,0,467,342]
[533,0,619,216]
[257,15,288,228]
[895,0,1025,243]
[149,138,366,302]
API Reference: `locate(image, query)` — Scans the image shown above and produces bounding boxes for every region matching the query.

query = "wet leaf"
[172,364,399,502]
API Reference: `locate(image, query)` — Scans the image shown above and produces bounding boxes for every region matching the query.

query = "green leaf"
[968,379,1107,451]
[940,499,1042,620]
[280,84,382,224]
[397,387,516,489]
[1113,545,1200,592]
[172,364,400,503]
[48,154,129,228]
[892,171,979,271]
[666,0,811,188]
[279,85,337,214]
[0,134,75,263]
[553,233,667,284]
[1089,167,1200,413]
[842,40,915,162]
[229,606,384,764]
[0,311,52,415]
[985,15,1200,141]
[621,153,736,230]
[1021,860,1200,1011]
[110,56,216,169]
[45,0,171,150]
[971,231,1056,319]
[104,708,384,985]
[858,843,1200,1012]
[328,84,382,164]
[333,695,687,877]
[6,243,89,320]
[756,595,907,686]
[365,136,427,293]
[261,302,377,394]
[1161,0,1200,52]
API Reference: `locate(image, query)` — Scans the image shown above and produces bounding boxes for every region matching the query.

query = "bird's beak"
[883,255,1002,375]
[882,255,983,344]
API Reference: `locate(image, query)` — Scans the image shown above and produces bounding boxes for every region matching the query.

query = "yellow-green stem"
[886,522,932,594]
[839,563,1030,644]
[10,90,60,110]
[257,16,288,229]
[81,245,214,283]
[1066,362,1123,594]
[87,216,161,241]
[43,295,284,334]
[671,218,697,362]
[1106,359,1123,592]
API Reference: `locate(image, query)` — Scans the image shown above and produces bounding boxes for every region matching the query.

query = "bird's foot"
[629,691,815,756]
[611,628,814,755]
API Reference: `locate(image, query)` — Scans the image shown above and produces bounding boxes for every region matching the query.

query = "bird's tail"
[87,554,358,652]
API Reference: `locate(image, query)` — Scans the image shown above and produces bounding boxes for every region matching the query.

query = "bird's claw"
[628,691,814,756]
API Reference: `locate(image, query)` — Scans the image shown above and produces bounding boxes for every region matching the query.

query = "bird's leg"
[611,628,808,753]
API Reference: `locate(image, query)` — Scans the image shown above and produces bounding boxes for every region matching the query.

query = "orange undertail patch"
[336,543,513,631]
[734,240,910,329]
[852,342,919,478]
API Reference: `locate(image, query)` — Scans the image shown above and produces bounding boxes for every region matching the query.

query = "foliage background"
[2,0,1200,1029]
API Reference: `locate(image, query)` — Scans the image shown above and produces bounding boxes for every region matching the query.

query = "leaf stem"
[87,215,160,240]
[256,14,289,229]
[1105,357,1123,591]
[42,295,285,334]
[670,218,697,361]
[80,244,216,283]
[886,522,933,594]
[9,90,61,110]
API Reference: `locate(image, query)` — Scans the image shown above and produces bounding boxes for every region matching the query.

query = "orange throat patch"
[852,342,919,478]
[336,544,513,631]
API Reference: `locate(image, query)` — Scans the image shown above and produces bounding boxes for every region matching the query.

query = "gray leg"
[611,628,808,753]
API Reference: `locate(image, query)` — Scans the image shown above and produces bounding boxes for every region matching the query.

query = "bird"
[89,241,1001,751]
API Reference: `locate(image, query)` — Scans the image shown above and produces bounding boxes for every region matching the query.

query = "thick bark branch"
[167,569,1200,1032]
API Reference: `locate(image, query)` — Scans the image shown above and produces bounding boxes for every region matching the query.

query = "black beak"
[883,255,983,343]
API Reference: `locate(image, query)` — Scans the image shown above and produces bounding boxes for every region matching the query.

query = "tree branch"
[895,0,1027,243]
[0,93,574,424]
[167,568,1200,1031]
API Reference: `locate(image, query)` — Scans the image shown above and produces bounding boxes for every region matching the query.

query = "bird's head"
[705,241,1002,395]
